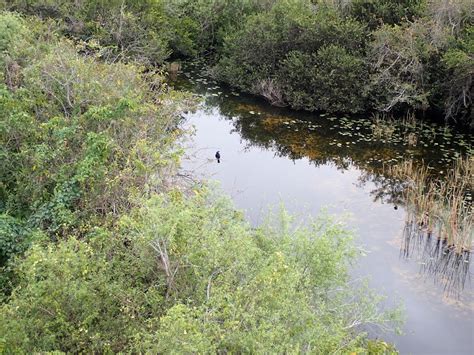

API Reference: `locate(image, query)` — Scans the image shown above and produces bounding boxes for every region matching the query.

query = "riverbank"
[2,1,472,128]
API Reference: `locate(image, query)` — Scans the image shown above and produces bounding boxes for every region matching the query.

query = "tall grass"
[371,113,396,140]
[371,112,420,146]
[389,157,473,251]
[388,157,473,295]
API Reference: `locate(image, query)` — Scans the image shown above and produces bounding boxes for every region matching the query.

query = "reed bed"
[388,157,473,296]
[388,157,473,252]
[371,112,421,146]
[371,113,396,140]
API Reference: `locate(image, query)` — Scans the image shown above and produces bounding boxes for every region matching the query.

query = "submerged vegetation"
[0,7,404,353]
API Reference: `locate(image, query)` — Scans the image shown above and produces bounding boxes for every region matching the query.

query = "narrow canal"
[174,65,473,354]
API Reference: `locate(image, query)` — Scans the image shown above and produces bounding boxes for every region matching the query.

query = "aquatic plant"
[390,157,473,251]
[371,113,397,140]
[389,157,473,295]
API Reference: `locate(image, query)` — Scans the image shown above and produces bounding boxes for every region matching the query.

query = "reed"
[371,112,422,146]
[388,157,473,252]
[389,157,472,295]
[371,113,396,140]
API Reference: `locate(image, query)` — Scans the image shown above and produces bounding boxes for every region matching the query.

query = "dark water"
[173,66,474,354]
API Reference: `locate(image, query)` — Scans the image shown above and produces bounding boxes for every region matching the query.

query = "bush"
[0,191,401,353]
[368,20,439,113]
[2,2,473,125]
[0,214,40,299]
[215,0,368,113]
[0,11,34,87]
[163,0,265,57]
[0,214,31,266]
[278,45,368,113]
[0,12,28,54]
[1,20,194,238]
[441,27,473,125]
[3,0,172,65]
[349,0,425,29]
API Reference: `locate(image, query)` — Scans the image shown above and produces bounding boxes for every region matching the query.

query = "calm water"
[173,65,474,354]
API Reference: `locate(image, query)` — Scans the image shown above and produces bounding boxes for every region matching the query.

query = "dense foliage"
[0,9,400,353]
[0,192,399,353]
[2,0,472,126]
[214,0,473,125]
[0,11,192,285]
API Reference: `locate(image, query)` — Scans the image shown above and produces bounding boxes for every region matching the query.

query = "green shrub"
[350,0,425,29]
[215,1,368,113]
[0,11,34,86]
[0,12,27,54]
[0,191,401,353]
[3,0,172,64]
[278,45,368,113]
[0,24,194,238]
[368,21,438,113]
[0,214,31,266]
[163,0,264,57]
[440,27,473,125]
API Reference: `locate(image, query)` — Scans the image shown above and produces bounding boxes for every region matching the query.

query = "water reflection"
[356,172,405,207]
[173,66,474,352]
[174,66,473,298]
[401,221,471,298]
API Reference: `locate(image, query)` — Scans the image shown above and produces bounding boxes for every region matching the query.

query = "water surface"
[174,66,473,354]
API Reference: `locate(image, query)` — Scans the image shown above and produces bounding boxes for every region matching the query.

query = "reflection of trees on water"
[402,220,471,298]
[217,100,473,297]
[356,172,405,207]
[212,94,454,176]
[183,77,473,297]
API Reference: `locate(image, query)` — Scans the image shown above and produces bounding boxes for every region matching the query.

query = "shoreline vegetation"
[388,157,473,254]
[387,157,473,296]
[1,0,472,129]
[0,6,403,354]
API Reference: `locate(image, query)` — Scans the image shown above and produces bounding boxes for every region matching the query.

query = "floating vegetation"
[174,65,472,174]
